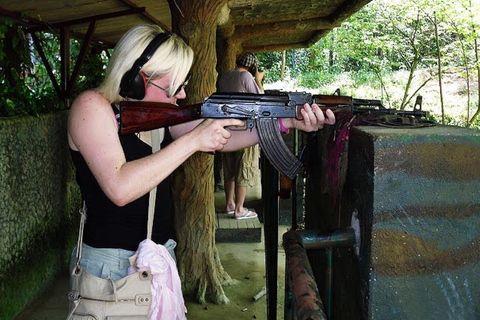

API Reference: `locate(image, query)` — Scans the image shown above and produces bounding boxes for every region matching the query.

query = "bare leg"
[224,180,236,212]
[234,186,248,218]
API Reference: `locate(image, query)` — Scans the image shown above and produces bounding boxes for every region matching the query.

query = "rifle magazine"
[256,118,303,180]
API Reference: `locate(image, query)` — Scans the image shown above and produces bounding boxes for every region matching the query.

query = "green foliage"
[259,0,480,128]
[0,18,108,117]
[297,72,338,89]
[71,41,108,95]
[1,20,35,116]
[257,51,286,82]
[0,20,63,116]
[259,0,479,77]
[470,117,480,130]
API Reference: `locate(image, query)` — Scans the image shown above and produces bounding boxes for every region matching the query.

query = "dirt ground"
[184,229,287,320]
[184,185,287,320]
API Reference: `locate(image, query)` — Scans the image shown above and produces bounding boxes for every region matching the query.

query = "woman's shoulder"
[67,90,118,147]
[69,90,116,125]
[70,90,115,117]
[72,89,109,108]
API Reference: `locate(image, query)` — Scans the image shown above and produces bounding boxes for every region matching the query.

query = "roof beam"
[30,32,62,97]
[306,29,333,46]
[118,0,171,32]
[218,0,373,53]
[67,21,98,99]
[0,6,44,27]
[245,42,307,53]
[28,8,146,33]
[234,17,339,42]
[331,0,373,24]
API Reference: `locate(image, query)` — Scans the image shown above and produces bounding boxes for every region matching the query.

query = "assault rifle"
[119,92,428,179]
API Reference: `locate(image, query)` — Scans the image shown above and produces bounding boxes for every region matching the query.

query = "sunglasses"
[149,74,191,98]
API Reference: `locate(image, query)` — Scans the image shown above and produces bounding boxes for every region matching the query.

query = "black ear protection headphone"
[119,33,171,100]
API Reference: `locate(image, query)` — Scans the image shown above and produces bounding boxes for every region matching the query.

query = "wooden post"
[216,37,240,82]
[167,0,236,305]
[60,26,70,107]
[216,3,239,79]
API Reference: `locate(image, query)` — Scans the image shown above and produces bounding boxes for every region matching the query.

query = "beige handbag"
[67,129,164,320]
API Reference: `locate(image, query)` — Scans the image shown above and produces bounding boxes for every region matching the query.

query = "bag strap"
[75,128,164,265]
[74,201,87,270]
[147,128,163,239]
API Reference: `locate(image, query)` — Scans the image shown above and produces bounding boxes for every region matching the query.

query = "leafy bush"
[0,20,61,116]
[297,72,338,89]
[0,19,108,117]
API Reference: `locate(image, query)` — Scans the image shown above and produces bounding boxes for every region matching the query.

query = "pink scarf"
[129,239,187,320]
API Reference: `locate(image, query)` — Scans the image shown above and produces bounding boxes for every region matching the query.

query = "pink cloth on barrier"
[128,239,187,320]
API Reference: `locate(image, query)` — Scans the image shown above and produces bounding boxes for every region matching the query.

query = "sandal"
[235,209,258,220]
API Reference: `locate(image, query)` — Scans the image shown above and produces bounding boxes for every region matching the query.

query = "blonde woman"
[67,24,335,281]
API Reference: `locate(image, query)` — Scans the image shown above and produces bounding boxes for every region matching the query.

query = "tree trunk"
[329,33,334,67]
[434,13,445,125]
[281,50,286,80]
[400,49,419,110]
[167,0,237,305]
[469,36,480,125]
[216,38,239,80]
[216,36,240,82]
[457,26,471,126]
[468,0,480,126]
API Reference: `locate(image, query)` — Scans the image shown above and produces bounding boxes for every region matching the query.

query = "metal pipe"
[283,230,327,320]
[298,228,356,250]
[325,248,333,319]
[300,228,355,319]
[284,228,357,320]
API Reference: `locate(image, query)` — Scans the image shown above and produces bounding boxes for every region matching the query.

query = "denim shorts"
[70,240,177,281]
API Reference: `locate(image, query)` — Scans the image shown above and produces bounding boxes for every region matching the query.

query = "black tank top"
[70,105,175,251]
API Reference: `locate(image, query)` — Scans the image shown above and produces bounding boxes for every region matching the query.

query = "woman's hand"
[282,103,335,132]
[188,118,246,153]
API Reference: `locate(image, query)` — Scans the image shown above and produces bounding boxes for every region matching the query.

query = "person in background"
[217,52,265,220]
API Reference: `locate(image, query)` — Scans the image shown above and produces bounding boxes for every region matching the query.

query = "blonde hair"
[97,24,194,103]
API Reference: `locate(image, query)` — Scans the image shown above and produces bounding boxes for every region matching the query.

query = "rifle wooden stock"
[119,101,202,135]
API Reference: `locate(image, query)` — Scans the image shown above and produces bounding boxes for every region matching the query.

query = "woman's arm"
[67,90,243,206]
[170,103,335,152]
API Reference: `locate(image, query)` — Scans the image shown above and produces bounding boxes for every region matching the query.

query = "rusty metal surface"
[283,230,327,320]
[298,228,356,250]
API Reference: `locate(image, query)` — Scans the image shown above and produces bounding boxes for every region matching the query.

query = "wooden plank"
[215,211,261,243]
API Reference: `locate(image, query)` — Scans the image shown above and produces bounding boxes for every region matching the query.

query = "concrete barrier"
[0,111,81,319]
[305,125,480,320]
